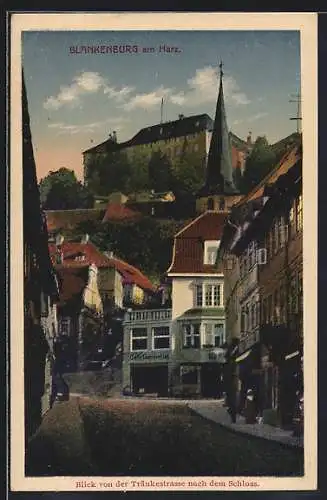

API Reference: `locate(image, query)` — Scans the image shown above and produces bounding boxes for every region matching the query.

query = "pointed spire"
[201,61,238,195]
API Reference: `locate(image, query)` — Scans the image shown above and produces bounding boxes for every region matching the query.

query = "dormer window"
[75,254,86,262]
[204,240,220,265]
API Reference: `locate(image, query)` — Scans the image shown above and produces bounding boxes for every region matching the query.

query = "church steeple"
[201,61,238,195]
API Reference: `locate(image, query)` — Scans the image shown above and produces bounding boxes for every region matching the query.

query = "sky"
[22,30,301,181]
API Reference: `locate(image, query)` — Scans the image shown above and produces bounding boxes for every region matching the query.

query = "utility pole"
[160,97,164,124]
[289,93,302,134]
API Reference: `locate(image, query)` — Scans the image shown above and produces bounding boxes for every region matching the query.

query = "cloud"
[123,85,172,111]
[44,72,133,110]
[121,65,250,111]
[247,112,268,122]
[44,71,105,110]
[104,84,135,102]
[48,117,129,135]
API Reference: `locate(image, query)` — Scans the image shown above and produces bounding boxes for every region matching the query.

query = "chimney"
[55,233,64,247]
[178,114,185,120]
[247,131,252,146]
[81,234,90,244]
[112,131,117,143]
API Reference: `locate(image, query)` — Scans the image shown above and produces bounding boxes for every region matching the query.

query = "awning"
[285,350,300,361]
[236,349,252,363]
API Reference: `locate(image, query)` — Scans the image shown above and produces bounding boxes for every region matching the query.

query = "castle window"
[207,198,214,210]
[219,198,225,211]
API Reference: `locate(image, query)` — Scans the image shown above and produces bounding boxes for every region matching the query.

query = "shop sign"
[208,349,226,363]
[128,350,169,362]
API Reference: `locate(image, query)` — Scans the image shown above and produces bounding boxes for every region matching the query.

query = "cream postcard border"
[10,11,317,492]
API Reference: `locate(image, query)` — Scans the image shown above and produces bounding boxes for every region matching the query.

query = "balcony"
[239,265,258,302]
[125,308,172,323]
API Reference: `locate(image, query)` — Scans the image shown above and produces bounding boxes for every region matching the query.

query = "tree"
[240,136,277,193]
[171,150,206,198]
[39,168,94,210]
[148,151,173,193]
[88,150,132,196]
[126,150,151,193]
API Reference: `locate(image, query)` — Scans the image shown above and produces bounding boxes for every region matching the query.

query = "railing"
[125,309,172,323]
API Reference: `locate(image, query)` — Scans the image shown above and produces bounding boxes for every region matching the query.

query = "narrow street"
[26,396,303,477]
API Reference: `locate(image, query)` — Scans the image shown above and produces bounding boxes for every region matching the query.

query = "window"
[251,303,256,328]
[207,198,214,210]
[267,295,273,323]
[298,270,303,313]
[152,326,170,349]
[241,307,246,331]
[204,284,222,306]
[289,276,298,314]
[219,198,225,211]
[214,323,224,347]
[194,143,199,152]
[183,323,200,348]
[204,240,219,265]
[195,283,223,307]
[280,286,286,323]
[296,194,303,232]
[131,328,147,351]
[273,289,280,324]
[204,323,213,346]
[59,318,70,336]
[195,285,203,307]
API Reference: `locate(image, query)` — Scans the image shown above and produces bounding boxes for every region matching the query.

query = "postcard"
[10,11,317,492]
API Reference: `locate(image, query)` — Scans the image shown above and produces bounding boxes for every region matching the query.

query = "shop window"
[183,323,200,348]
[131,327,147,351]
[152,326,170,350]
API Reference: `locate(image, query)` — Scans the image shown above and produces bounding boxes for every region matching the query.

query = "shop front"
[123,350,170,397]
[171,347,226,398]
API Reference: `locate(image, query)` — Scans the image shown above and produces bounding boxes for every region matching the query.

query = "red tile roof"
[45,209,104,232]
[105,257,155,292]
[167,211,228,274]
[48,241,155,292]
[102,203,142,222]
[55,266,89,307]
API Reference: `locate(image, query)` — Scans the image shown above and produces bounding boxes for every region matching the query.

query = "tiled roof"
[105,257,155,292]
[102,203,142,222]
[83,114,213,154]
[49,241,155,292]
[55,266,89,307]
[45,209,104,232]
[167,211,228,275]
[235,143,301,206]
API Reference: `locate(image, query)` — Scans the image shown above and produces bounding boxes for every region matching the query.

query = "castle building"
[82,112,250,192]
[196,63,243,214]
